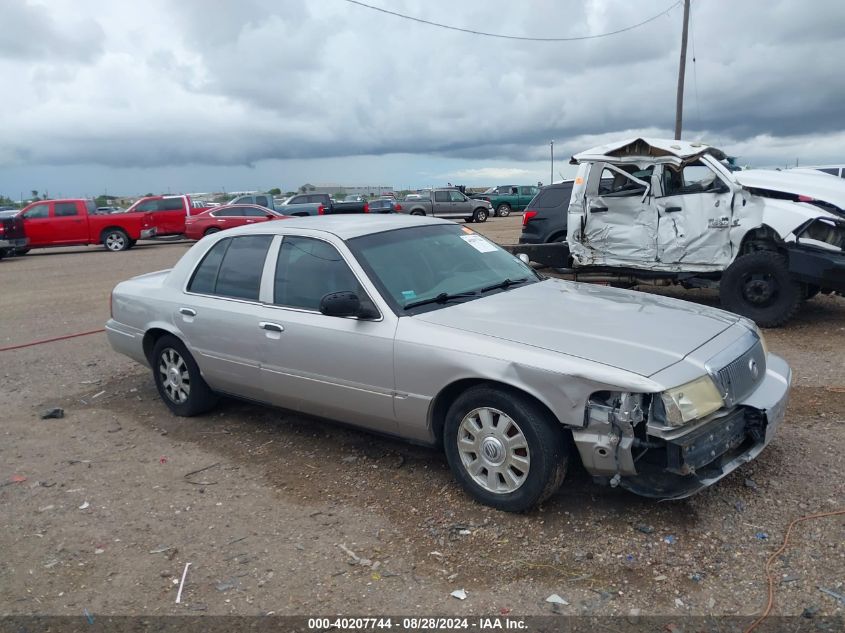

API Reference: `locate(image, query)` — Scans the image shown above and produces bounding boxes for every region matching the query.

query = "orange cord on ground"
[0,328,104,352]
[745,508,845,633]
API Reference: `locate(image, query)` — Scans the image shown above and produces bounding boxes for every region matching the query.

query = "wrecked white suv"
[567,138,845,326]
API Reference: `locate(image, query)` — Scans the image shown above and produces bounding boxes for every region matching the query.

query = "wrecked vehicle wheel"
[719,251,801,327]
[152,335,218,416]
[443,386,568,512]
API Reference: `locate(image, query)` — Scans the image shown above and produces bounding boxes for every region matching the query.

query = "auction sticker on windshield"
[461,234,497,253]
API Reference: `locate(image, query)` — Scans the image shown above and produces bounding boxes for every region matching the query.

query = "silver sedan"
[106,215,791,511]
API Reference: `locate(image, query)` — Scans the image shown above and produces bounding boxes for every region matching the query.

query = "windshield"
[482,186,497,194]
[349,224,539,314]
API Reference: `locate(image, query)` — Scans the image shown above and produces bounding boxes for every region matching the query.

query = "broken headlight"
[658,376,723,427]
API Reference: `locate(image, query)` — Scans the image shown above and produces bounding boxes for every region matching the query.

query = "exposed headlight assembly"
[659,376,723,427]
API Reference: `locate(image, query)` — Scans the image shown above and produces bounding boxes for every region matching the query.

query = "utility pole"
[550,140,554,185]
[674,0,691,140]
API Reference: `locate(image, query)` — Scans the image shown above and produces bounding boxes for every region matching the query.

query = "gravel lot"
[1,217,844,625]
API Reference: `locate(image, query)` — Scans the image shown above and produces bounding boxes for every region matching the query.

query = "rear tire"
[410,210,424,217]
[719,251,801,327]
[473,208,489,223]
[102,229,130,252]
[443,385,569,512]
[495,204,511,217]
[204,227,222,236]
[0,249,6,260]
[16,248,30,255]
[151,335,218,416]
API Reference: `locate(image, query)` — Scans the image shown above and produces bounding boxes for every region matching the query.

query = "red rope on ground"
[745,508,845,633]
[0,328,105,352]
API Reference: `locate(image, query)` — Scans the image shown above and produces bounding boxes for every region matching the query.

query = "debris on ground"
[663,535,676,544]
[40,407,64,420]
[755,532,769,540]
[545,593,569,605]
[744,478,759,491]
[338,543,372,567]
[818,586,845,605]
[78,501,89,510]
[450,589,467,600]
[636,525,654,534]
[215,578,238,592]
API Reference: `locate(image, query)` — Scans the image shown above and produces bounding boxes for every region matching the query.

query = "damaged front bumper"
[788,246,845,293]
[575,354,791,499]
[140,228,157,239]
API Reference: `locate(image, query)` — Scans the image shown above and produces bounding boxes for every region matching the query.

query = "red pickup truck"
[124,195,210,236]
[17,199,156,252]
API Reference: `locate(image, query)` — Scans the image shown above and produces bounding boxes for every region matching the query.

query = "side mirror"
[517,253,530,264]
[319,291,379,319]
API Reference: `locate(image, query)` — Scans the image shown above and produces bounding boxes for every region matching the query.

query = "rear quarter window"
[533,186,573,209]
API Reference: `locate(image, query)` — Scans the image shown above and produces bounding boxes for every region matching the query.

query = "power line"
[342,0,683,42]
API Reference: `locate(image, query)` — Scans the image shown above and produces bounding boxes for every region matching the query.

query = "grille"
[716,340,766,406]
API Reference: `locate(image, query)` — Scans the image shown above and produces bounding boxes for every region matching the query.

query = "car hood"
[735,169,845,215]
[413,278,741,377]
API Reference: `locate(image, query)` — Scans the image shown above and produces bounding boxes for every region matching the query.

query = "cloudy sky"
[1,0,843,198]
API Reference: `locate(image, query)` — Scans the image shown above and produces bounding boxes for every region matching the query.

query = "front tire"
[495,204,511,217]
[152,335,218,416]
[443,386,569,512]
[473,208,489,223]
[719,251,801,327]
[103,229,130,252]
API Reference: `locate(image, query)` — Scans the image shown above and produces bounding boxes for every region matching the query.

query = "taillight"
[317,204,325,215]
[363,203,369,213]
[798,195,815,202]
[522,210,538,226]
[394,203,402,212]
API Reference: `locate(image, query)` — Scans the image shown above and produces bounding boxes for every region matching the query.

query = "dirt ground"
[1,217,844,624]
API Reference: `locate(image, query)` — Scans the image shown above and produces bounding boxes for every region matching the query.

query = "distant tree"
[144,192,154,197]
[31,190,38,200]
[299,185,307,193]
[285,191,295,196]
[334,192,347,201]
[308,185,315,192]
[268,187,281,196]
[95,195,109,207]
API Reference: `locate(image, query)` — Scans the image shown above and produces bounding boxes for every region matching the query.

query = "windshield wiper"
[403,291,478,310]
[480,277,531,294]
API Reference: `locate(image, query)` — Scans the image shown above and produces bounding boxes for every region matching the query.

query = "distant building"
[305,184,395,196]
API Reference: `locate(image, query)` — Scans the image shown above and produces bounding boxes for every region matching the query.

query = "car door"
[432,190,451,217]
[212,207,244,231]
[654,160,734,267]
[176,234,275,401]
[19,201,53,247]
[257,234,398,434]
[242,205,272,224]
[578,163,658,266]
[51,201,88,244]
[445,190,472,218]
[156,197,189,235]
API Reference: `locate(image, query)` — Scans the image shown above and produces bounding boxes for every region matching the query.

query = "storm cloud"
[1,0,843,193]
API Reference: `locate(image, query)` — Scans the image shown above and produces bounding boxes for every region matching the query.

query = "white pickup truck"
[553,138,845,327]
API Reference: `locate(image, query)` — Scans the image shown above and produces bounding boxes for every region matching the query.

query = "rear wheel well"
[142,328,174,365]
[546,230,567,243]
[99,226,128,241]
[430,378,565,446]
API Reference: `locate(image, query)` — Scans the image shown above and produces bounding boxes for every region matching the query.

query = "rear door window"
[54,202,79,217]
[188,235,272,300]
[255,195,269,207]
[434,191,450,203]
[532,186,573,209]
[243,206,270,217]
[215,208,244,217]
[161,198,186,211]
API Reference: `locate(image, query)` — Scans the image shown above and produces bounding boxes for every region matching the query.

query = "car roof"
[573,137,727,164]
[222,213,453,240]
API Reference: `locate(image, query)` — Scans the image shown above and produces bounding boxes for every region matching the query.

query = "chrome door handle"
[259,322,284,332]
[179,307,196,317]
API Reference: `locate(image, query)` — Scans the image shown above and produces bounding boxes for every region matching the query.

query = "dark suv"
[518,181,574,245]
